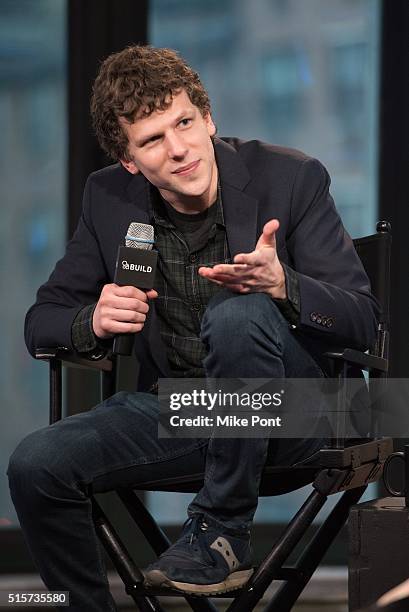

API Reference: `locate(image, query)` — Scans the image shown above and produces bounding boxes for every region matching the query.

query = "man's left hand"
[198,219,287,299]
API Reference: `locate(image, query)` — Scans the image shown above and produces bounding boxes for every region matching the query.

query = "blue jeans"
[8,291,325,611]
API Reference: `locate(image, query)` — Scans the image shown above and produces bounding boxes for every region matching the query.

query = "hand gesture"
[198,219,286,299]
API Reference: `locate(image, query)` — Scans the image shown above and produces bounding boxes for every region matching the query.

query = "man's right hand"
[92,284,158,339]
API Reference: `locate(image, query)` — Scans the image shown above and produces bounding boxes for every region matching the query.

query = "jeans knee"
[8,426,78,507]
[201,290,283,350]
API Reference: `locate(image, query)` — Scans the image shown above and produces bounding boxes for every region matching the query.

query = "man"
[8,45,378,611]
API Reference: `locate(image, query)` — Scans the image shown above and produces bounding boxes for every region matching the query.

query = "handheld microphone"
[113,223,158,355]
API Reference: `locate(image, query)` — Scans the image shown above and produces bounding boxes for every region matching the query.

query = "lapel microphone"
[113,223,158,355]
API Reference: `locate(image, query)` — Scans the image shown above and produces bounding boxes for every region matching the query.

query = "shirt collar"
[149,181,225,229]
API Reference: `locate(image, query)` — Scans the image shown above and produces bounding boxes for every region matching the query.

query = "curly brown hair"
[90,45,211,162]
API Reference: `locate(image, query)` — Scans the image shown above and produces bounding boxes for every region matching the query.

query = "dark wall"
[378,0,409,377]
[68,0,148,237]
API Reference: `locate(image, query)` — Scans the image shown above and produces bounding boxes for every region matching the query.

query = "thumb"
[256,219,280,250]
[146,289,158,300]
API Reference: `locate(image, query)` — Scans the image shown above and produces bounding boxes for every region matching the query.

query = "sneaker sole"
[144,568,254,595]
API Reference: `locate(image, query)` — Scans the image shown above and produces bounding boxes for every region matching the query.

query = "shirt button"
[189,254,197,263]
[191,303,201,311]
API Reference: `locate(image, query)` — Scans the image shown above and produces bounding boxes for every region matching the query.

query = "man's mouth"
[172,160,200,175]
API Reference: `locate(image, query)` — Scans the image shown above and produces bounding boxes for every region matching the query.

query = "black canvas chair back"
[353,221,391,329]
[353,221,391,382]
[36,221,393,612]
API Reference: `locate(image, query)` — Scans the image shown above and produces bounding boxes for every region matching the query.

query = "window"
[0,0,66,527]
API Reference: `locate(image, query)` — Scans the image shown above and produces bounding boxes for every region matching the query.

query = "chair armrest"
[35,347,114,372]
[324,348,388,373]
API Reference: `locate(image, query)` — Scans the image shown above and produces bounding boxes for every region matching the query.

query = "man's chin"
[169,180,211,199]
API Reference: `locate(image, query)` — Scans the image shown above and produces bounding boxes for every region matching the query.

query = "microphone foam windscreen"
[125,223,154,251]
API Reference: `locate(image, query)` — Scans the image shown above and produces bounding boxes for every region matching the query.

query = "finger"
[202,272,246,284]
[208,263,249,275]
[102,297,150,314]
[233,252,264,266]
[200,271,241,282]
[105,321,145,334]
[254,219,280,251]
[264,218,280,236]
[198,266,212,277]
[202,277,224,286]
[262,219,279,245]
[224,283,251,293]
[107,308,147,323]
[110,284,149,301]
[146,289,158,299]
[199,265,244,276]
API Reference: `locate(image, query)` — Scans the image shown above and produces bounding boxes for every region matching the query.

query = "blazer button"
[310,312,317,322]
[316,315,322,325]
[322,316,327,326]
[326,318,333,328]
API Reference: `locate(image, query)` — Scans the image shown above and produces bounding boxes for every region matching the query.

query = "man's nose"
[166,132,188,159]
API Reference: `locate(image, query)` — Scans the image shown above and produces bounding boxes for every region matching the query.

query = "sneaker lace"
[186,515,208,544]
[179,514,215,565]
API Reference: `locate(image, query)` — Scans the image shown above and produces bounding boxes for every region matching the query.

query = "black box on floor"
[349,497,409,611]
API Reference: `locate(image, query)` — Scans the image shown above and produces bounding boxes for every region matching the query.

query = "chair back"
[353,221,391,360]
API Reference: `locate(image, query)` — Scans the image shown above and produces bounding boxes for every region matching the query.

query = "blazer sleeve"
[286,157,379,351]
[24,177,110,356]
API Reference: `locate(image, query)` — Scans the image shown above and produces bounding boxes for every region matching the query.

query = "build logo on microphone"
[121,261,153,273]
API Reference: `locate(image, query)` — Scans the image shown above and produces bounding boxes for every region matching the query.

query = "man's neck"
[160,196,213,214]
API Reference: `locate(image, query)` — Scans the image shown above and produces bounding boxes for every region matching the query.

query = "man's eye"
[142,135,160,146]
[179,118,192,127]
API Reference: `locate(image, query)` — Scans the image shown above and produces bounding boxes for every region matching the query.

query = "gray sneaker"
[143,514,253,595]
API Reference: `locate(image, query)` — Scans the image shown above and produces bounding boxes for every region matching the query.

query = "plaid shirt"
[151,186,230,377]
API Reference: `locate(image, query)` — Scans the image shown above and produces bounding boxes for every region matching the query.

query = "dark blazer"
[25,137,379,390]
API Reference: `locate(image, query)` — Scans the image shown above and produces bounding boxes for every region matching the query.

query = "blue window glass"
[0,0,66,527]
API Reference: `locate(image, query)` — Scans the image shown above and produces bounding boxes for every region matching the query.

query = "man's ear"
[120,159,140,175]
[205,112,217,137]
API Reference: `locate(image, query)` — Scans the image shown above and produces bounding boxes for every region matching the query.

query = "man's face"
[120,90,217,211]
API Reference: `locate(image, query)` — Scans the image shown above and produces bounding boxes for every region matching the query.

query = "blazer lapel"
[124,173,170,376]
[125,173,152,223]
[214,138,259,258]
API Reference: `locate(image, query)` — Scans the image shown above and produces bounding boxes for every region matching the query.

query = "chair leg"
[262,485,367,612]
[91,498,164,611]
[117,489,171,555]
[49,358,62,423]
[116,490,220,612]
[225,487,328,611]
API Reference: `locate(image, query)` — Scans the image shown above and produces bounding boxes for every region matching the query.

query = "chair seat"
[129,438,392,495]
[131,465,318,495]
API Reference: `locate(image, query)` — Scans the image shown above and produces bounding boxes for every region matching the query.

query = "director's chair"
[35,221,392,612]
